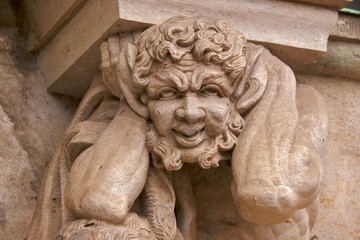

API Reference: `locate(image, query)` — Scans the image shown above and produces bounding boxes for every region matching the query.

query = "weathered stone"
[0,28,78,239]
[25,0,88,51]
[36,0,149,98]
[302,39,360,81]
[1,1,359,239]
[29,16,327,240]
[34,0,339,98]
[0,104,36,240]
[0,1,16,27]
[297,0,351,9]
[297,74,360,240]
[299,13,360,82]
[331,13,360,41]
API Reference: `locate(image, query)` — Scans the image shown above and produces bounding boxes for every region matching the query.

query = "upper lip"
[172,123,205,137]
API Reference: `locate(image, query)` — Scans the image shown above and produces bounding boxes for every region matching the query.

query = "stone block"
[33,0,339,98]
[331,13,360,41]
[302,40,360,81]
[297,0,351,9]
[25,0,88,51]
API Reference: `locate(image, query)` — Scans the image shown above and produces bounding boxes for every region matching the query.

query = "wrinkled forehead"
[146,58,235,97]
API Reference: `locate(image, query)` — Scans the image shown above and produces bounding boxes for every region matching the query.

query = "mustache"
[172,122,205,136]
[147,126,236,170]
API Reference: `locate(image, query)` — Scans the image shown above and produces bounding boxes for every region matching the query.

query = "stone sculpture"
[28,16,328,240]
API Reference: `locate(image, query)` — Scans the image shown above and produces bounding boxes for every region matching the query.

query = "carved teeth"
[172,127,205,148]
[172,123,205,136]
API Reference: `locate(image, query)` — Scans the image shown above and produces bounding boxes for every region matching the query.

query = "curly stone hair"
[132,16,248,89]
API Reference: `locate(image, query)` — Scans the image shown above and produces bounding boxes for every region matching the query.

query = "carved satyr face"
[145,58,242,170]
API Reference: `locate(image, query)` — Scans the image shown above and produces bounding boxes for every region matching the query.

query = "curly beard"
[146,110,244,171]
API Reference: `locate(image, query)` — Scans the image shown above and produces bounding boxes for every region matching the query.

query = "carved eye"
[157,87,180,100]
[199,84,224,97]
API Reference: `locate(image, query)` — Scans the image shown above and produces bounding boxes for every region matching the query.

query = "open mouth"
[172,126,205,148]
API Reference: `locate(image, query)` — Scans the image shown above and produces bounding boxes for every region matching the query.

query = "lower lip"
[173,129,205,148]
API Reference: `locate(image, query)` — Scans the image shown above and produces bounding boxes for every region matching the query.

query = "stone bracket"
[27,0,345,98]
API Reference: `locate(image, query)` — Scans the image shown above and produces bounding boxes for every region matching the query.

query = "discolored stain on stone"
[0,208,6,225]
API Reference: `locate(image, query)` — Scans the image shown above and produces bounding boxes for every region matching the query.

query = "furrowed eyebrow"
[146,69,189,97]
[190,68,232,96]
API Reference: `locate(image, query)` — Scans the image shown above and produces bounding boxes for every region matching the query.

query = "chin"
[147,126,235,170]
[146,111,243,170]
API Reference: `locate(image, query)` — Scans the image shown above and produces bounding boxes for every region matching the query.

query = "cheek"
[148,100,178,135]
[201,99,233,135]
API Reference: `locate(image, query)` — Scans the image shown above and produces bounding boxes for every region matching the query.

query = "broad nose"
[175,96,205,123]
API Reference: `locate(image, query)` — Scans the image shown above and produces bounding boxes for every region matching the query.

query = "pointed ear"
[117,41,149,119]
[234,46,268,115]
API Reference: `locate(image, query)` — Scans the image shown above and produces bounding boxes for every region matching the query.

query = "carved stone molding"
[24,0,343,98]
[302,13,360,81]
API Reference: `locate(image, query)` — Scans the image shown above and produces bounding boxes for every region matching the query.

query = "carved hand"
[100,35,122,97]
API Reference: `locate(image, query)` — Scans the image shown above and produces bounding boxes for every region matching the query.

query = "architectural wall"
[298,75,360,239]
[297,12,360,238]
[0,28,77,239]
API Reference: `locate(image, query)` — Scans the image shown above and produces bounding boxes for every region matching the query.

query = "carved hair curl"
[133,16,247,89]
